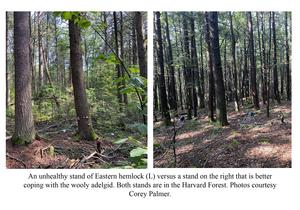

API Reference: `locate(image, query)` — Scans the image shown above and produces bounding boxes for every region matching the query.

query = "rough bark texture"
[12,12,36,145]
[155,12,171,125]
[69,19,96,141]
[247,12,260,109]
[135,12,147,79]
[208,12,229,126]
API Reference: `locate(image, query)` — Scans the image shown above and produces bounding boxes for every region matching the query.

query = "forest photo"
[154,12,291,168]
[6,11,147,169]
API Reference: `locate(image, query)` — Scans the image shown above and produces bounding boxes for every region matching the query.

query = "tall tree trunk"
[38,12,44,90]
[182,12,193,120]
[132,14,137,66]
[208,12,228,126]
[285,12,291,101]
[12,12,36,145]
[272,12,281,103]
[164,12,177,111]
[6,12,10,108]
[113,12,123,107]
[155,12,171,125]
[190,13,199,117]
[229,12,240,111]
[267,13,272,118]
[173,19,184,110]
[205,12,215,122]
[247,12,260,109]
[69,18,97,141]
[261,13,268,106]
[199,33,205,108]
[256,12,266,104]
[120,12,128,104]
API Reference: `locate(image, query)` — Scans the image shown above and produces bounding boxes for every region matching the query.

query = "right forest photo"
[153,12,291,168]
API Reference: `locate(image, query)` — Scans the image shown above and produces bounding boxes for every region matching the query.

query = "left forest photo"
[6,11,147,169]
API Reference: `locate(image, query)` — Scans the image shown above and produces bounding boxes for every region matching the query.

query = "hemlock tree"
[155,12,171,125]
[12,12,36,145]
[208,12,229,126]
[69,17,97,141]
[247,12,260,109]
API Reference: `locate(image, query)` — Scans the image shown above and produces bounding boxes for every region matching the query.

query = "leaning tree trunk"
[69,19,97,141]
[247,12,260,109]
[208,12,229,126]
[12,12,36,145]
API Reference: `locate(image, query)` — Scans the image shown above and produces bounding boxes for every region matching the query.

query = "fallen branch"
[6,153,27,168]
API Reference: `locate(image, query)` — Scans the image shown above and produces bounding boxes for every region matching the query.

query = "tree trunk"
[6,12,10,108]
[205,12,215,122]
[38,12,44,90]
[155,12,171,125]
[190,13,199,117]
[69,19,97,141]
[208,12,228,126]
[182,12,193,120]
[120,12,128,104]
[113,12,123,107]
[12,12,36,145]
[229,12,240,111]
[285,12,291,101]
[164,12,177,111]
[247,12,260,109]
[272,12,281,104]
[199,33,205,108]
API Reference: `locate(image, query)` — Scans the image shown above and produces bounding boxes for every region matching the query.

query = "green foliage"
[54,12,91,29]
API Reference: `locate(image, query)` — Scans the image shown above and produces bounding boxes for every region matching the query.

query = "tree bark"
[164,12,177,111]
[205,12,215,122]
[207,12,228,125]
[69,19,97,141]
[272,12,281,103]
[247,12,260,109]
[182,12,193,120]
[229,12,240,111]
[12,12,36,145]
[155,12,171,125]
[285,12,291,101]
[113,12,123,107]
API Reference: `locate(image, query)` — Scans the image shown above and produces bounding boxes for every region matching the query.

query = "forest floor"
[6,119,144,169]
[154,101,291,168]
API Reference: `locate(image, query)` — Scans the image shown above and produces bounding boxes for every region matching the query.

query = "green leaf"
[128,67,140,73]
[120,87,135,94]
[130,147,147,158]
[78,19,91,29]
[62,12,73,20]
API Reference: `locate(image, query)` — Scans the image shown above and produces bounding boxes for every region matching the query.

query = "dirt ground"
[154,101,291,168]
[6,127,127,169]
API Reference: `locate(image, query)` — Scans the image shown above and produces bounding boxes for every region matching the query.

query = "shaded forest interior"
[154,12,291,168]
[6,11,147,169]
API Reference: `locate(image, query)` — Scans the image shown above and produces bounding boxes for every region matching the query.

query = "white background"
[1,0,299,209]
